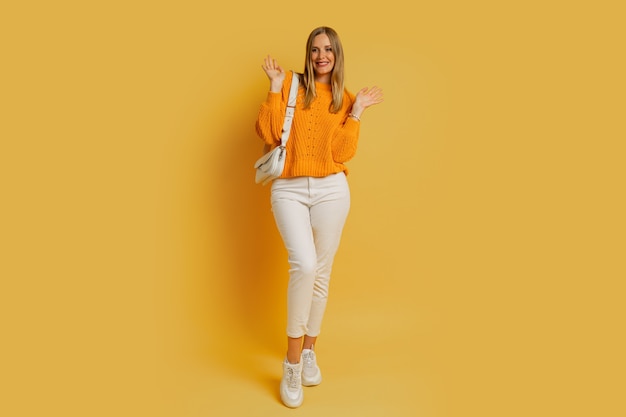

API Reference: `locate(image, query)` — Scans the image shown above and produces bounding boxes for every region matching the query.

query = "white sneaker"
[301,348,322,386]
[280,359,303,408]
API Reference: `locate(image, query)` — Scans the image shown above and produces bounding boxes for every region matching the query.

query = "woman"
[255,26,383,408]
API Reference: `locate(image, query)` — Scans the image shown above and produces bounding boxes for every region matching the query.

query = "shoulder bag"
[254,71,299,185]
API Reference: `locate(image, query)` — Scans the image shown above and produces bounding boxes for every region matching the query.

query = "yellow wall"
[2,1,624,416]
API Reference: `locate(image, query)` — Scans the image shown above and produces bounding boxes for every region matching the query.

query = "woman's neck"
[315,74,331,84]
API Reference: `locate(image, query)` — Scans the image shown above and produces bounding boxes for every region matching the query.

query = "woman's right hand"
[262,55,285,93]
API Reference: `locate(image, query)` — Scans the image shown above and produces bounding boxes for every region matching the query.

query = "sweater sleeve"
[331,93,360,163]
[254,72,291,146]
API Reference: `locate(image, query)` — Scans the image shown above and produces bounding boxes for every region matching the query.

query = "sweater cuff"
[344,116,361,133]
[265,91,282,109]
[345,116,359,125]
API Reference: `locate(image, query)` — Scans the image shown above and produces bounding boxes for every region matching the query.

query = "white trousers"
[271,172,351,338]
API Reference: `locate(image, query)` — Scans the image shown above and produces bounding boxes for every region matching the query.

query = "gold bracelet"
[348,113,361,122]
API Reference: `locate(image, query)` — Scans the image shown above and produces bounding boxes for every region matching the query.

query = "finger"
[368,88,383,100]
[369,90,384,100]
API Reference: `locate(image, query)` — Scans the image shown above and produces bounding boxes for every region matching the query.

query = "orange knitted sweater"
[255,71,360,178]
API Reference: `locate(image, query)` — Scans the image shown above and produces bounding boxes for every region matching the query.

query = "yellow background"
[1,1,624,416]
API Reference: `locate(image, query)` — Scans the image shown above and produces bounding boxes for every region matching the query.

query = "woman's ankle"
[286,354,300,364]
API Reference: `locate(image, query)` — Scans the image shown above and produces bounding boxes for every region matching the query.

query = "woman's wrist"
[350,105,364,119]
[348,113,361,122]
[349,107,363,121]
[270,79,283,93]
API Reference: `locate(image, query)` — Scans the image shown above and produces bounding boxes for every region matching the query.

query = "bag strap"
[279,71,299,146]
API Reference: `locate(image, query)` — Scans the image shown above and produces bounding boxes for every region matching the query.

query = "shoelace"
[302,351,315,368]
[287,367,300,389]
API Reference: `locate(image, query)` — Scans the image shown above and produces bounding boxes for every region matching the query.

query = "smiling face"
[311,33,335,84]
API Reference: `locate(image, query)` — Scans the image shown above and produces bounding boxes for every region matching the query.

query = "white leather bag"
[254,71,299,185]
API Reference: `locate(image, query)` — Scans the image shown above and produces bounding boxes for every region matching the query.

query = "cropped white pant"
[271,172,350,338]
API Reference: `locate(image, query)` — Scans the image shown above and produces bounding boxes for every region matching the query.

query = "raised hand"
[261,55,286,92]
[354,86,384,113]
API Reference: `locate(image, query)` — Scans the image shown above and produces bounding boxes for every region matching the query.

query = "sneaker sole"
[302,374,322,387]
[281,392,303,408]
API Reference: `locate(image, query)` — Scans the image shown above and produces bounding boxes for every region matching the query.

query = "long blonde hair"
[302,26,345,113]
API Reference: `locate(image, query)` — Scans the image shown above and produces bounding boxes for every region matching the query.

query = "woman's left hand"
[352,86,384,117]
